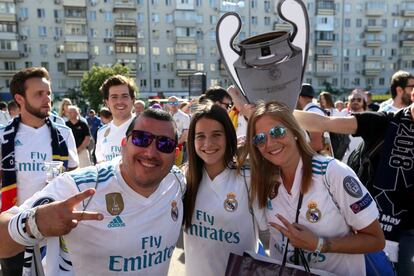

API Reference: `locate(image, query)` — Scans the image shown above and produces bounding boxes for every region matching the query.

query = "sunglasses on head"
[252,125,286,147]
[350,98,362,102]
[128,130,177,154]
[167,102,179,106]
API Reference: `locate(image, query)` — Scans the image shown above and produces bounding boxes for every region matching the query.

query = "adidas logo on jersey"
[15,139,23,146]
[107,216,125,228]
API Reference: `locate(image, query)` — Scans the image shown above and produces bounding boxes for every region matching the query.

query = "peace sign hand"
[34,189,103,237]
[269,214,318,252]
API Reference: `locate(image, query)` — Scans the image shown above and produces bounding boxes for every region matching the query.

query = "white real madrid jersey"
[184,167,266,276]
[95,117,133,163]
[0,122,79,205]
[266,156,379,276]
[12,159,186,275]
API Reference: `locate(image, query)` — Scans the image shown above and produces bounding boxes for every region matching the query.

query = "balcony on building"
[176,69,197,77]
[363,69,381,76]
[400,33,414,47]
[113,0,136,11]
[66,59,88,77]
[400,46,414,59]
[401,2,414,17]
[64,7,87,24]
[175,43,197,58]
[365,25,382,32]
[316,0,335,16]
[314,62,336,76]
[0,37,19,58]
[315,31,335,47]
[273,21,292,32]
[402,25,414,32]
[114,17,136,26]
[364,40,382,47]
[0,69,18,77]
[62,0,86,7]
[114,25,137,43]
[363,55,382,62]
[176,36,196,44]
[115,42,137,54]
[175,0,194,10]
[174,10,200,27]
[365,2,386,17]
[0,13,16,23]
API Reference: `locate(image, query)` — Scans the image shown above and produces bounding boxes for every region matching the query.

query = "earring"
[294,136,298,141]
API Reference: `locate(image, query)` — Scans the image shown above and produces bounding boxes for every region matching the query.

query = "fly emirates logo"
[186,209,240,244]
[109,235,175,272]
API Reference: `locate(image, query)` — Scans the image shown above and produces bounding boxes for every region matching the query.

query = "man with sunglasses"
[95,75,135,163]
[0,108,186,275]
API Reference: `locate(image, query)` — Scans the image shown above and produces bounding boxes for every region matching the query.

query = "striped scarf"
[1,116,69,212]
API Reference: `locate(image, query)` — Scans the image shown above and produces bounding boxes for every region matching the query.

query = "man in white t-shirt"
[0,67,79,276]
[95,75,135,163]
[0,109,186,275]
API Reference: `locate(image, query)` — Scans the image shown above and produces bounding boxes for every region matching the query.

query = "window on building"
[154,79,161,88]
[38,26,47,37]
[37,8,45,18]
[354,78,360,86]
[152,13,160,23]
[165,0,172,5]
[41,62,49,71]
[251,0,257,9]
[345,19,351,27]
[106,45,114,55]
[210,63,216,72]
[19,7,28,18]
[137,13,145,22]
[153,63,161,72]
[196,0,202,6]
[152,47,160,55]
[251,16,258,25]
[168,79,175,88]
[356,19,362,27]
[264,1,271,12]
[115,43,136,53]
[138,63,146,72]
[140,79,147,87]
[138,47,146,55]
[40,44,48,55]
[181,78,189,88]
[88,11,97,21]
[379,78,385,85]
[57,62,65,72]
[4,61,16,70]
[25,61,33,68]
[165,14,173,23]
[104,12,113,21]
[264,17,271,26]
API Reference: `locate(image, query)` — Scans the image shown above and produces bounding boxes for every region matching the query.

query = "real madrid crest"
[224,192,238,212]
[104,127,111,137]
[171,200,179,222]
[306,200,321,223]
[105,192,124,216]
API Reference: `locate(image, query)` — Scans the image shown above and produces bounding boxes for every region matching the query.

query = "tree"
[80,64,135,111]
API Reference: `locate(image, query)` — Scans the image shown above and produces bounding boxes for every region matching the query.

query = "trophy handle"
[216,12,246,97]
[277,0,310,82]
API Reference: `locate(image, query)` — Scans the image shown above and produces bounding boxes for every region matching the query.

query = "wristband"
[314,237,324,254]
[8,210,38,246]
[27,207,45,240]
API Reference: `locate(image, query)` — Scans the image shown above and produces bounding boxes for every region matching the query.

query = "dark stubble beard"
[25,101,49,119]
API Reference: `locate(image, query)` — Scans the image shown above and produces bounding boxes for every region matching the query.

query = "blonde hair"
[59,98,72,117]
[239,101,316,208]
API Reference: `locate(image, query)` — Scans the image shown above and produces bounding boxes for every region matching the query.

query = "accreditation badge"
[171,200,179,222]
[306,200,321,223]
[105,192,124,215]
[224,192,238,212]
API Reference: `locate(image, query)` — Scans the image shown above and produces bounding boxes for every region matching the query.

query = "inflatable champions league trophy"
[216,0,309,111]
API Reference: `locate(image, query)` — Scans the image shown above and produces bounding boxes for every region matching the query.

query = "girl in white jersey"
[239,101,386,276]
[183,102,265,276]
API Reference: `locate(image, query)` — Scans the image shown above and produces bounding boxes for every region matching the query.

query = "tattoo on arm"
[322,238,332,253]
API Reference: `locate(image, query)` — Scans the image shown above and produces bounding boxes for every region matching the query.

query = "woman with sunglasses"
[240,101,385,275]
[183,102,265,276]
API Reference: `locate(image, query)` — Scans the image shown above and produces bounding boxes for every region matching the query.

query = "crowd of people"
[0,66,412,276]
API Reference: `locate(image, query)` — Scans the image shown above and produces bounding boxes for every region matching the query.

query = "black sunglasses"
[128,130,177,154]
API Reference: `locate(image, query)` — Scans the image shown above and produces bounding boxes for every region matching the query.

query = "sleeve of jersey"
[64,128,80,168]
[7,174,79,214]
[326,160,379,231]
[353,111,389,139]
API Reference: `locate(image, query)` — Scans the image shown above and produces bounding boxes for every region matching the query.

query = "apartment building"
[0,0,412,99]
